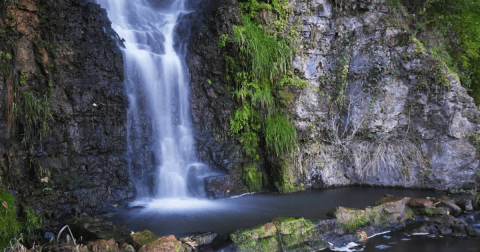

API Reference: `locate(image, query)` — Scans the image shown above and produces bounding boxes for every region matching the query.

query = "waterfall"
[96,0,210,199]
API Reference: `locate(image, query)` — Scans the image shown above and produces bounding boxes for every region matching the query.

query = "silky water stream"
[94,0,480,251]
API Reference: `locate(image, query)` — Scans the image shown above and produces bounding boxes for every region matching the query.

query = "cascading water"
[96,0,212,200]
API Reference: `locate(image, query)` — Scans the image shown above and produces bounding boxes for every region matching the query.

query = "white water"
[96,0,211,199]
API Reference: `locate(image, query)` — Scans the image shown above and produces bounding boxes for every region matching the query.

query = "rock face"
[0,0,132,223]
[289,0,480,191]
[187,0,480,196]
[183,0,247,198]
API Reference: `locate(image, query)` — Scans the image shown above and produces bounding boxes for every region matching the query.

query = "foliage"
[0,184,42,251]
[13,89,52,151]
[403,0,480,102]
[265,113,296,156]
[244,163,263,192]
[0,186,20,250]
[220,0,305,192]
[221,0,303,159]
[0,51,13,74]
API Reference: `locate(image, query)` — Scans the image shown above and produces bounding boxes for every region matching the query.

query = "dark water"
[112,187,480,251]
[354,232,480,252]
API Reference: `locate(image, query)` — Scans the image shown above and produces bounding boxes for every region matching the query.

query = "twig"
[57,225,76,245]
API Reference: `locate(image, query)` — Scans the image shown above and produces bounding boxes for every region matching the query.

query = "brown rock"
[139,235,186,252]
[87,238,119,252]
[440,200,462,215]
[18,0,37,12]
[407,198,434,209]
[356,230,368,242]
[15,37,39,74]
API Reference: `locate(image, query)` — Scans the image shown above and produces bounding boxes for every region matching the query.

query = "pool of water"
[344,232,480,252]
[112,187,480,251]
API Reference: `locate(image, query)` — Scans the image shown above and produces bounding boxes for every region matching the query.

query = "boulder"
[230,217,325,252]
[87,238,119,252]
[331,195,412,232]
[131,230,159,249]
[138,235,188,252]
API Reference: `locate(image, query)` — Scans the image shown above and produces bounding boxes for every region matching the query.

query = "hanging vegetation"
[219,0,306,192]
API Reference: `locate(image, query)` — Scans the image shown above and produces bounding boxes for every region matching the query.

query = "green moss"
[411,37,426,55]
[243,164,263,192]
[131,230,159,247]
[230,217,318,252]
[274,157,301,193]
[0,187,20,250]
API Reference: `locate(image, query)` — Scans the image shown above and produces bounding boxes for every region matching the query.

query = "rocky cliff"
[187,0,480,197]
[1,0,478,225]
[0,0,132,224]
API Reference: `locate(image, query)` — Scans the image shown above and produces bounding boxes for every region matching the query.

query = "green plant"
[0,187,21,250]
[14,89,52,151]
[385,0,404,13]
[265,113,296,156]
[244,164,263,192]
[405,0,480,102]
[0,51,13,74]
[220,0,305,192]
[19,72,29,86]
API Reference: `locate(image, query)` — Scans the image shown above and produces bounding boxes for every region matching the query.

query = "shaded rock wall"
[187,0,480,196]
[0,0,132,223]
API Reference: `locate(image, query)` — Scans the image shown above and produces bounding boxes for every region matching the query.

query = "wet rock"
[439,227,452,235]
[86,238,119,252]
[0,0,133,228]
[439,199,462,216]
[138,235,188,252]
[451,195,475,212]
[69,214,132,245]
[408,198,435,209]
[230,217,325,252]
[419,206,450,216]
[466,225,479,237]
[331,195,412,232]
[131,230,159,250]
[452,223,468,237]
[180,232,218,247]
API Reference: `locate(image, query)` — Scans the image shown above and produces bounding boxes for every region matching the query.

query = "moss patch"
[131,230,159,249]
[230,217,322,252]
[0,188,20,250]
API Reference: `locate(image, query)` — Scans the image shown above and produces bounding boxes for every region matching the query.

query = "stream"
[110,187,480,251]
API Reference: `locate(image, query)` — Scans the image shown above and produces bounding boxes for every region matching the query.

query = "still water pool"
[112,187,480,251]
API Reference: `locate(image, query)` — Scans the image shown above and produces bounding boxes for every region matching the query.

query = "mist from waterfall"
[96,0,212,200]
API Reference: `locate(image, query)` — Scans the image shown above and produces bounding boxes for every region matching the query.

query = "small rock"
[87,238,119,251]
[139,235,186,252]
[466,225,478,237]
[439,228,452,235]
[408,198,434,209]
[44,232,55,240]
[452,224,467,237]
[356,230,368,242]
[440,200,462,215]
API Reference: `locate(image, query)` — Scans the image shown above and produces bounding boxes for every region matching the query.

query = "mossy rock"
[138,235,186,252]
[230,217,322,252]
[331,195,412,232]
[70,214,132,245]
[131,230,158,249]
